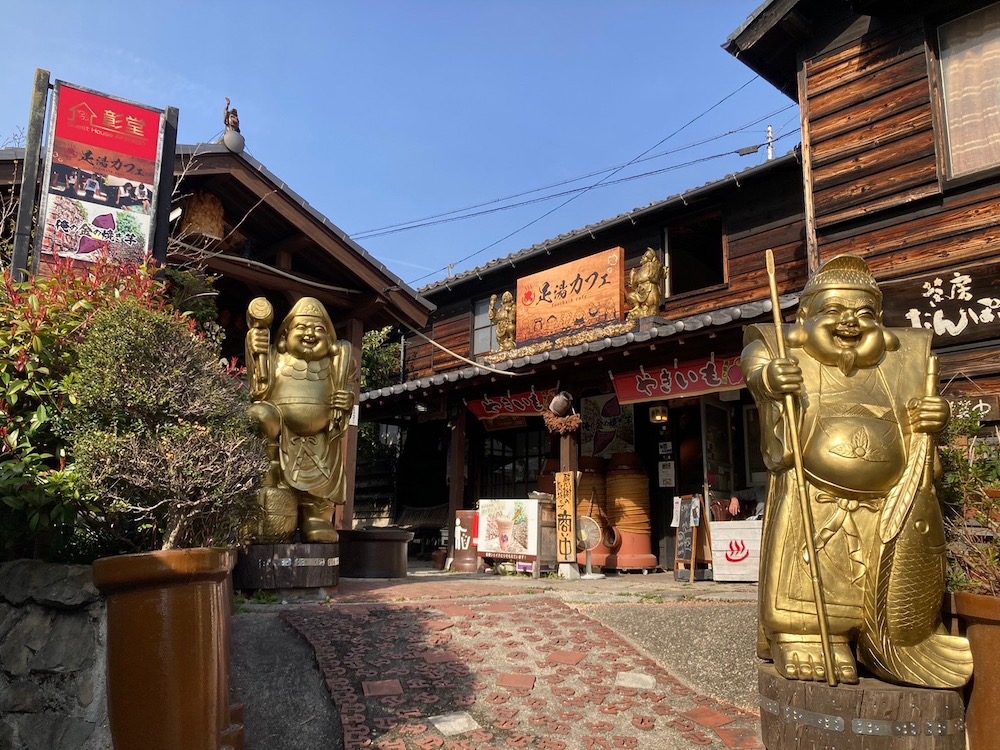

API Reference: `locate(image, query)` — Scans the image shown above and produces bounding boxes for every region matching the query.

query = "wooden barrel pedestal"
[759,664,966,750]
[233,543,339,590]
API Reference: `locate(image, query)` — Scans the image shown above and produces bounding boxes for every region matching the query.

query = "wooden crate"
[708,520,762,582]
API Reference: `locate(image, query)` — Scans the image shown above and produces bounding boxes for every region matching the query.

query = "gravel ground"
[577,601,760,713]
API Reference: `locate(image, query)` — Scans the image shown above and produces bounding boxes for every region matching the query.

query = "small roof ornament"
[222,97,245,154]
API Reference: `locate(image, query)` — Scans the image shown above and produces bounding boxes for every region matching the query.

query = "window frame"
[927,1,1000,189]
[661,210,728,301]
[471,296,499,355]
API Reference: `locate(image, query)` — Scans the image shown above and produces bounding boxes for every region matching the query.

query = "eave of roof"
[176,144,434,319]
[359,293,799,405]
[416,150,800,297]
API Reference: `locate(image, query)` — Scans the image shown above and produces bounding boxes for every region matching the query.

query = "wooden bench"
[396,503,450,558]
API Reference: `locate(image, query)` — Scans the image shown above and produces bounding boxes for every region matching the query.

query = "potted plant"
[938,400,1000,750]
[63,299,266,750]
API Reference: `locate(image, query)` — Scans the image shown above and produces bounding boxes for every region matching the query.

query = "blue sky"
[0,1,797,289]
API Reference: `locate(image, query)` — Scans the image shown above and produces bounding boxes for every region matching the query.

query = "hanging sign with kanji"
[613,355,744,404]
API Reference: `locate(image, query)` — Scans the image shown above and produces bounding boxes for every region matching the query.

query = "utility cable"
[352,101,794,239]
[406,76,762,286]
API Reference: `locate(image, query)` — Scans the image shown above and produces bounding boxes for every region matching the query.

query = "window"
[473,297,498,354]
[477,425,547,499]
[664,213,725,296]
[935,3,1000,180]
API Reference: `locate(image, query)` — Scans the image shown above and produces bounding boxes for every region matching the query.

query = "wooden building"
[726,0,1000,403]
[363,0,1000,569]
[362,152,807,568]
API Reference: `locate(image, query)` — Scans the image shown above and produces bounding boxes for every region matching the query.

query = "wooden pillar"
[797,62,820,277]
[447,407,467,557]
[559,431,579,474]
[339,317,363,531]
[558,430,581,580]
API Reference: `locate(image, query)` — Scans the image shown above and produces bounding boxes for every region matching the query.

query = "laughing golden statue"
[742,253,972,688]
[245,297,357,543]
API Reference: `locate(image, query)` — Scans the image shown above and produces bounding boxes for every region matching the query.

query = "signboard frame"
[35,80,170,268]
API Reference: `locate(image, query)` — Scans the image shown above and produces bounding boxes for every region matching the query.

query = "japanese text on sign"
[467,388,557,420]
[554,471,577,563]
[516,247,625,345]
[612,355,744,405]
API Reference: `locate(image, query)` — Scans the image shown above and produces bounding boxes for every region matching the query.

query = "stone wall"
[0,560,110,750]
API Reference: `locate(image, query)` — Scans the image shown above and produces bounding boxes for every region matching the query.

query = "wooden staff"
[923,355,940,488]
[765,249,838,687]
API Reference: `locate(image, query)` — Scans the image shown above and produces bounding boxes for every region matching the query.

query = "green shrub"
[0,257,164,560]
[938,400,1000,596]
[63,301,266,552]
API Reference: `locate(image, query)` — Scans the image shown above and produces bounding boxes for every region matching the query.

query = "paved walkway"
[254,567,763,750]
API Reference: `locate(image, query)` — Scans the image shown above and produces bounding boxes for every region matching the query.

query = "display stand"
[673,494,712,582]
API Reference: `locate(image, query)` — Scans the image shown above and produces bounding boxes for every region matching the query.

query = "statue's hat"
[801,254,881,302]
[279,297,335,338]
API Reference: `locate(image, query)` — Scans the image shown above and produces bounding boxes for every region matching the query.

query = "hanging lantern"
[649,405,669,424]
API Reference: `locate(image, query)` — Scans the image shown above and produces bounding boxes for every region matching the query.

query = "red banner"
[613,355,744,404]
[467,388,557,420]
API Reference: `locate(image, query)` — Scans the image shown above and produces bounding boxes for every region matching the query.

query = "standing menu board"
[672,494,713,581]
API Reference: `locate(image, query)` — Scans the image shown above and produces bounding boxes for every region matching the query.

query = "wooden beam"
[798,61,821,276]
[192,253,361,310]
[447,406,467,559]
[339,318,364,532]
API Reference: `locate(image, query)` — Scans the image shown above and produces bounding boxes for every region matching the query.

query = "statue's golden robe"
[743,324,931,637]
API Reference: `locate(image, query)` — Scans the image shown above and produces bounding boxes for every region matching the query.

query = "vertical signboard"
[37,81,168,265]
[554,471,577,563]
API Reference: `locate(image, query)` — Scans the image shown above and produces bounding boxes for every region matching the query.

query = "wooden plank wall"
[804,11,1000,394]
[806,16,1000,282]
[666,169,807,317]
[403,307,472,381]
[806,22,940,234]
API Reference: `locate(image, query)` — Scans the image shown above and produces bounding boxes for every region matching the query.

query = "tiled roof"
[359,293,799,404]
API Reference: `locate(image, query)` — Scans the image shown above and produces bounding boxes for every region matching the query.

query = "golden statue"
[245,297,357,543]
[626,248,665,321]
[488,291,517,351]
[742,253,972,688]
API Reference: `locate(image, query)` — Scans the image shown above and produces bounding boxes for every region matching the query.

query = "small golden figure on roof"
[224,97,240,133]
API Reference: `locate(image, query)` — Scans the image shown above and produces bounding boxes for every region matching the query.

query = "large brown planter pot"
[92,548,243,750]
[951,591,1000,750]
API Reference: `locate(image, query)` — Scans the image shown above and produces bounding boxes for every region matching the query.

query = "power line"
[357,130,799,240]
[405,75,767,287]
[351,102,795,239]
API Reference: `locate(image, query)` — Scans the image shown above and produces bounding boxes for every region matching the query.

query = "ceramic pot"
[93,548,242,750]
[951,591,1000,750]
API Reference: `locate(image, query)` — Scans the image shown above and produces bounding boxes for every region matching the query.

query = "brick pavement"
[281,582,763,750]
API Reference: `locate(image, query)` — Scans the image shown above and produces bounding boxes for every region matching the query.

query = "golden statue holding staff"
[742,252,972,688]
[626,248,665,321]
[246,297,357,543]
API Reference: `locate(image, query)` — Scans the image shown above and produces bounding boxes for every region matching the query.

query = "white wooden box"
[709,520,762,582]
